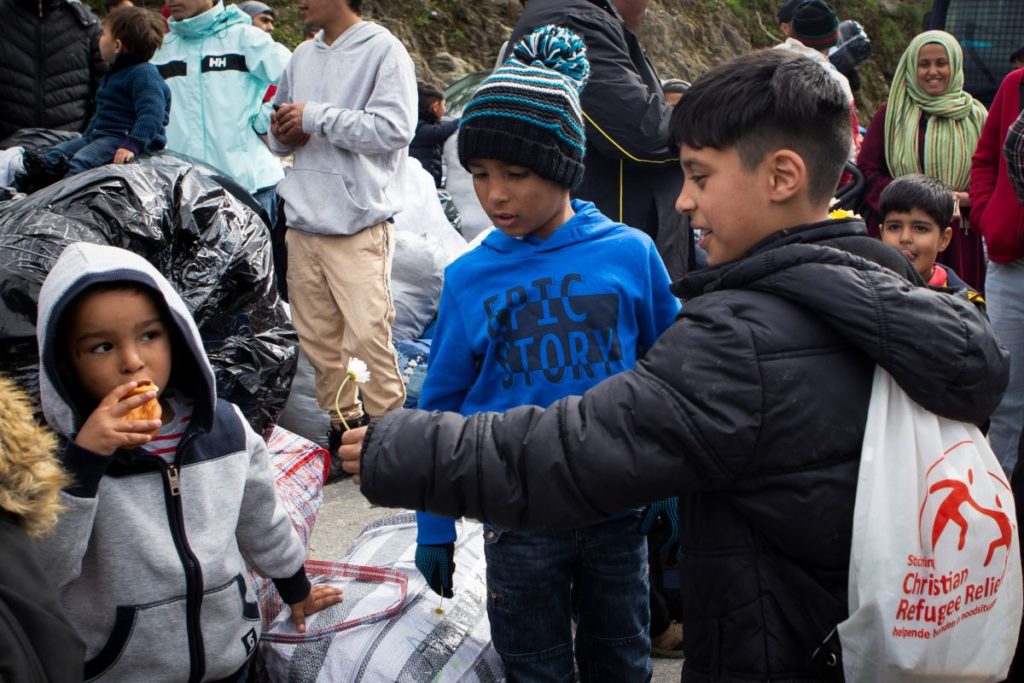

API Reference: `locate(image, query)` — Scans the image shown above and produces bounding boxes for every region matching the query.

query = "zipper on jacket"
[159,430,206,683]
[166,464,181,495]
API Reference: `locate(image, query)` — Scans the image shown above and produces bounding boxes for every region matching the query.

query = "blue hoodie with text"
[417,199,680,544]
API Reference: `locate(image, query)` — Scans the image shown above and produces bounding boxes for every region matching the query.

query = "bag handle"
[260,561,408,643]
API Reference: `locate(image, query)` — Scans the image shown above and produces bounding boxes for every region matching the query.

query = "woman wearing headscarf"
[857,30,988,290]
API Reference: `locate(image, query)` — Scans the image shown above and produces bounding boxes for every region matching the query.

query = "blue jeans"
[986,259,1024,475]
[484,513,652,683]
[44,135,122,177]
[253,185,278,231]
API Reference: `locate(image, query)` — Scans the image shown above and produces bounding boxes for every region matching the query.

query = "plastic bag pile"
[0,148,296,432]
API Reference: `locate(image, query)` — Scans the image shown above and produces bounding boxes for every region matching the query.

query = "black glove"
[640,497,681,561]
[415,542,455,598]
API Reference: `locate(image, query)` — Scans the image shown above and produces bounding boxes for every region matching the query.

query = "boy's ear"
[114,38,124,53]
[764,149,806,203]
[938,226,953,253]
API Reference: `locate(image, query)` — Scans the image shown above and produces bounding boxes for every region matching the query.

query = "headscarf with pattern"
[883,30,987,191]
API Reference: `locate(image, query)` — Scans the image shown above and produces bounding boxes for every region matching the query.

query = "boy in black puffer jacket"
[340,49,1009,681]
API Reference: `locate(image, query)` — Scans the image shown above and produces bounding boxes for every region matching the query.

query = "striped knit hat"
[458,25,589,189]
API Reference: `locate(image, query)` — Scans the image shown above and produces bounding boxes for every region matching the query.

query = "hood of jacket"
[168,1,248,40]
[0,376,65,539]
[675,217,1008,424]
[479,199,621,255]
[311,19,387,52]
[35,243,217,439]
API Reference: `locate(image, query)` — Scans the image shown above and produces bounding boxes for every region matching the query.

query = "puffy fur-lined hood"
[0,375,67,538]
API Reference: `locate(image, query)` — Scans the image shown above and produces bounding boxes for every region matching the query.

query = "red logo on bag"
[929,472,1013,566]
[889,440,1016,640]
[920,441,1014,568]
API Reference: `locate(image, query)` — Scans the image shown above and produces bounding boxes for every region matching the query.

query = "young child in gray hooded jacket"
[32,242,342,682]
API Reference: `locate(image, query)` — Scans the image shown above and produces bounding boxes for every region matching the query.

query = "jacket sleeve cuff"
[120,138,144,155]
[302,101,326,135]
[273,565,311,604]
[63,441,113,498]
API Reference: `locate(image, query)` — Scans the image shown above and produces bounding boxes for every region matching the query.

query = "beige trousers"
[285,223,406,420]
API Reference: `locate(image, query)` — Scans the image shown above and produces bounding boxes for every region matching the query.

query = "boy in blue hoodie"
[413,26,680,680]
[32,243,342,682]
[32,6,170,178]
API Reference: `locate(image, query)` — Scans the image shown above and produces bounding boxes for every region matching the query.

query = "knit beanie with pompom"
[457,24,589,189]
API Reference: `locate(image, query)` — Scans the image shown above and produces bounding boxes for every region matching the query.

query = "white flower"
[345,357,371,384]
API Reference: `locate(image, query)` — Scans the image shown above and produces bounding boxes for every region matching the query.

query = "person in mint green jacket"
[152,0,289,224]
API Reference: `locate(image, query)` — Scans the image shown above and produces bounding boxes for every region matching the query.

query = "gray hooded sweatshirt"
[33,243,309,683]
[268,20,417,235]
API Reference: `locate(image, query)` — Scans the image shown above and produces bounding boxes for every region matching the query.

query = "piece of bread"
[124,383,161,437]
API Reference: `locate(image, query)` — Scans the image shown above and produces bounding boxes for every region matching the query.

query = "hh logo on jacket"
[483,274,622,388]
[157,54,249,79]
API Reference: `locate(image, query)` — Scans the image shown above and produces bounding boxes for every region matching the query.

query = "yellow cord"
[582,110,678,165]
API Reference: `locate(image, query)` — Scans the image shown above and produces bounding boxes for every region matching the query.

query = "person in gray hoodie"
[33,243,342,682]
[268,0,416,476]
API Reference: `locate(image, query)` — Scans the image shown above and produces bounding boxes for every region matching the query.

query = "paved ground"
[309,477,684,682]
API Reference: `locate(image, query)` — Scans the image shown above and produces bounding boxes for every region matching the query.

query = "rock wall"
[353,0,931,116]
[82,0,932,116]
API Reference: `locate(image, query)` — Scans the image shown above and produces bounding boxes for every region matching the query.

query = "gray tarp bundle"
[0,148,296,432]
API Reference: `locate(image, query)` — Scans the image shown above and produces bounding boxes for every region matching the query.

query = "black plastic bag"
[0,152,297,432]
[436,189,463,235]
[0,127,81,152]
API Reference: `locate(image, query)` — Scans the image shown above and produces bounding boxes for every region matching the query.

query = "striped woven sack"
[258,512,503,682]
[246,426,329,621]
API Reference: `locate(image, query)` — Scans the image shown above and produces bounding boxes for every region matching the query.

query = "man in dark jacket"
[342,50,1011,681]
[508,0,694,278]
[0,0,106,142]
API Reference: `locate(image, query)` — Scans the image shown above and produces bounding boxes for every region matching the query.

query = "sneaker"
[651,620,684,658]
[326,414,371,482]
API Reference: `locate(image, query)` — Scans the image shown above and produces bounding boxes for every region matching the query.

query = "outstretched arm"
[357,310,761,530]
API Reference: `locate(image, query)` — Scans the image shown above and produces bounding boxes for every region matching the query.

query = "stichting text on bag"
[835,366,1022,681]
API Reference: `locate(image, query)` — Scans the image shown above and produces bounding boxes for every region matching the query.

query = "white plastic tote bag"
[836,367,1022,681]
